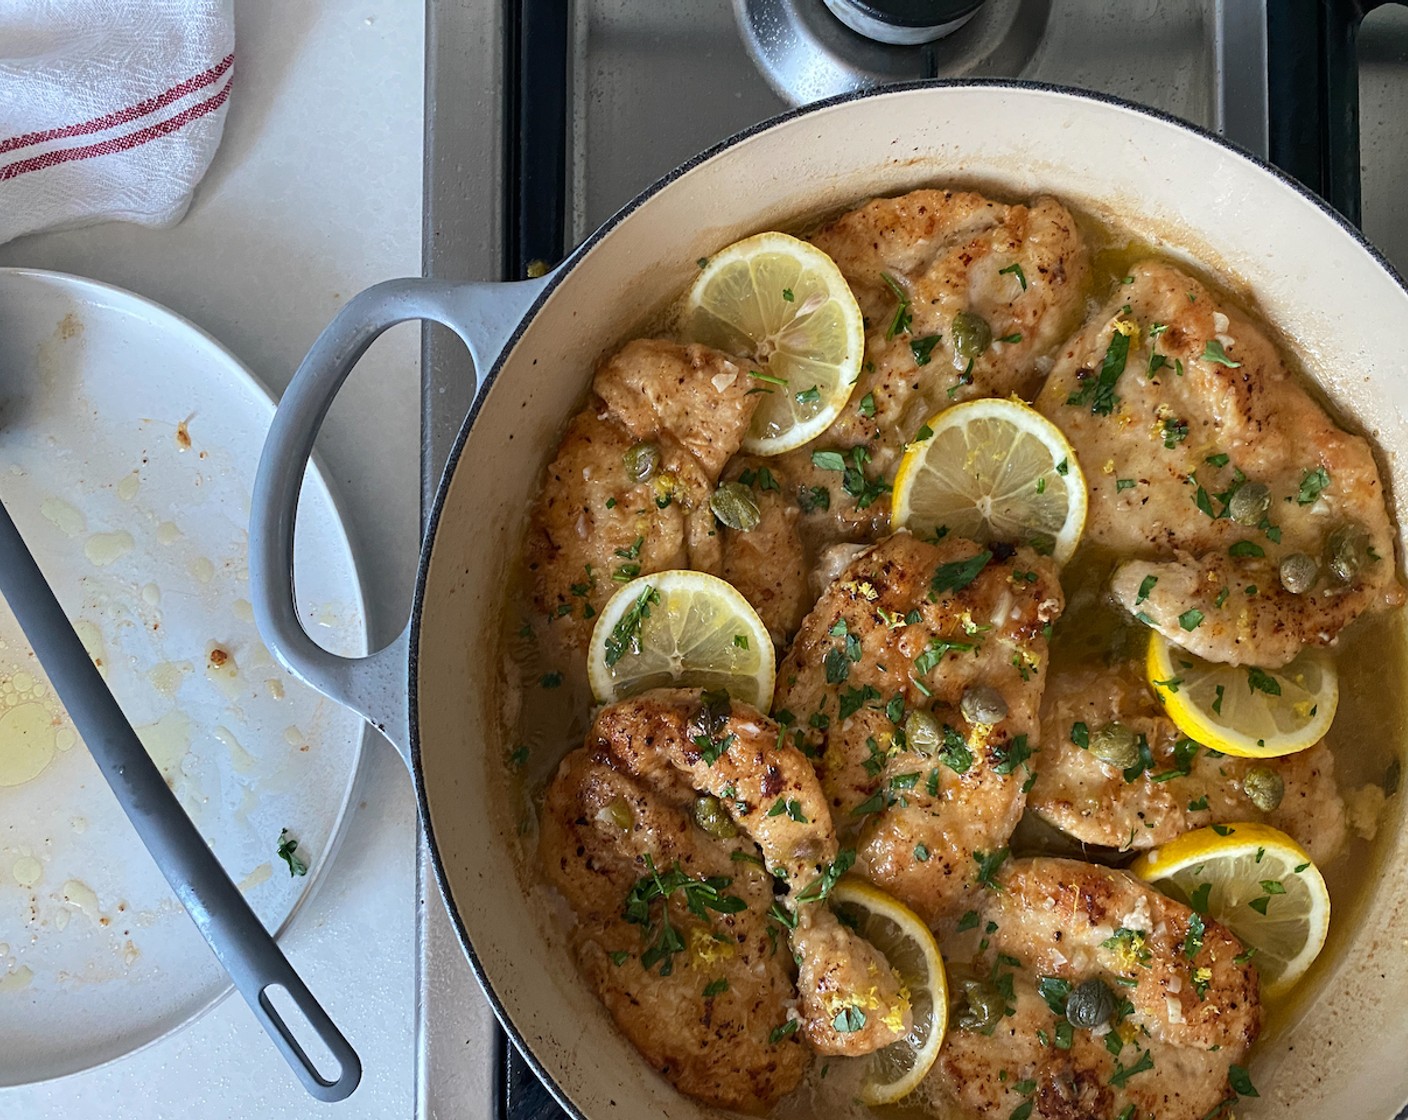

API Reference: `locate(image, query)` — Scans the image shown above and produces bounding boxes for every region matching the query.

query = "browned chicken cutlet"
[541,689,915,1110]
[1028,659,1347,863]
[526,338,761,653]
[1034,260,1404,667]
[809,189,1090,476]
[774,532,1064,928]
[932,858,1260,1120]
[716,190,1088,647]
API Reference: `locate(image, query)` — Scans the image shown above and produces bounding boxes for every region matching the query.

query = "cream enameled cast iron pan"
[249,83,1408,1118]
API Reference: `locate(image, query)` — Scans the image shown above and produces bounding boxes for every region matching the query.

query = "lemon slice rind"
[830,878,948,1106]
[1146,632,1337,759]
[1131,822,1330,999]
[890,398,1088,565]
[685,232,865,456]
[586,570,775,710]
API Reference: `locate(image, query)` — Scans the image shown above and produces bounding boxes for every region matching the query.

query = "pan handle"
[250,274,552,760]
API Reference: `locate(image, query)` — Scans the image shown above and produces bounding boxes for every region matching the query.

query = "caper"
[1227,481,1271,526]
[960,685,1008,726]
[1243,765,1285,812]
[1278,552,1318,595]
[1065,977,1117,1030]
[693,795,738,839]
[957,978,1004,1033]
[623,441,660,483]
[904,710,941,756]
[710,481,761,532]
[1324,524,1368,585]
[951,311,992,362]
[1089,721,1138,769]
[598,796,634,831]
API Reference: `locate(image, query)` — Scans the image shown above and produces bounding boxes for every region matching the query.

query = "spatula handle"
[0,498,361,1102]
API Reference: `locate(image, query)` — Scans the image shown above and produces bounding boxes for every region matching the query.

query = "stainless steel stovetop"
[418,3,1408,1116]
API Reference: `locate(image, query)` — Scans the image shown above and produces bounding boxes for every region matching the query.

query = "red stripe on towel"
[0,77,232,182]
[0,54,234,156]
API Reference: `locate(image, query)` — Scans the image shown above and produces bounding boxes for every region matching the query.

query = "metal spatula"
[0,498,361,1101]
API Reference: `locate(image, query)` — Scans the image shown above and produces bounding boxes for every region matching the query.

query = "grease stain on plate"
[238,863,271,892]
[39,498,85,538]
[0,966,34,992]
[0,700,61,787]
[84,531,134,568]
[12,856,42,889]
[134,711,192,780]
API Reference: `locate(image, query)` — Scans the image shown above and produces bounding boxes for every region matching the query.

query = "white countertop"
[0,3,428,1117]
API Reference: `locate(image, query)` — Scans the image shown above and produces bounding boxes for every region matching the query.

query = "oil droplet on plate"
[0,702,59,786]
[61,879,102,923]
[72,619,108,680]
[189,556,215,584]
[232,598,254,623]
[213,725,255,773]
[55,727,76,751]
[12,856,42,888]
[134,711,192,779]
[284,726,305,747]
[85,531,134,568]
[142,582,161,607]
[156,521,182,546]
[122,940,140,966]
[238,863,272,892]
[40,497,85,538]
[0,966,33,992]
[115,472,141,501]
[148,660,192,697]
[265,678,285,701]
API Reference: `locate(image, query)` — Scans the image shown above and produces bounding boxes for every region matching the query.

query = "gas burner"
[735,0,1049,106]
[822,0,983,46]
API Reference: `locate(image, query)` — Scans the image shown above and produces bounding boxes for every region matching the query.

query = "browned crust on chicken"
[1029,659,1347,863]
[1035,260,1404,666]
[809,190,1090,475]
[932,858,1260,1120]
[526,339,761,652]
[775,532,1064,926]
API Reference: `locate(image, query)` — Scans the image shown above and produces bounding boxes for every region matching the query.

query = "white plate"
[0,269,368,1084]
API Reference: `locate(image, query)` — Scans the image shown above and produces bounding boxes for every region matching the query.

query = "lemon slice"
[890,398,1088,564]
[830,879,948,1106]
[1131,822,1330,999]
[586,570,775,709]
[1146,632,1337,759]
[686,232,864,455]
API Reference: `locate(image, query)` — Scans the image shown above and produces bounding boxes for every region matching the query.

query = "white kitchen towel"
[0,0,234,245]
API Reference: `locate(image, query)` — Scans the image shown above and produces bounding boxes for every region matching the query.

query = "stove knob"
[821,0,985,46]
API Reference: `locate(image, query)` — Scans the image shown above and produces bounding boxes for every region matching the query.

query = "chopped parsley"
[998,332,1023,344]
[1108,1048,1154,1088]
[1179,608,1204,631]
[1135,575,1157,604]
[1228,1064,1259,1098]
[1116,478,1136,492]
[703,978,729,997]
[881,272,911,339]
[857,391,876,417]
[604,586,660,667]
[957,909,980,932]
[839,684,882,719]
[1200,340,1241,368]
[782,288,794,302]
[276,829,307,877]
[910,335,941,366]
[1071,721,1090,749]
[798,484,830,512]
[1162,417,1189,448]
[795,384,821,405]
[540,672,563,688]
[833,1006,867,1033]
[999,262,1028,289]
[1067,324,1132,415]
[930,550,992,597]
[914,637,975,676]
[623,855,747,976]
[974,847,1009,890]
[794,849,855,904]
[939,725,974,774]
[769,1020,799,1044]
[1205,452,1230,468]
[1246,667,1281,696]
[1228,539,1265,558]
[991,734,1033,776]
[1184,912,1206,959]
[915,843,930,862]
[1297,466,1330,505]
